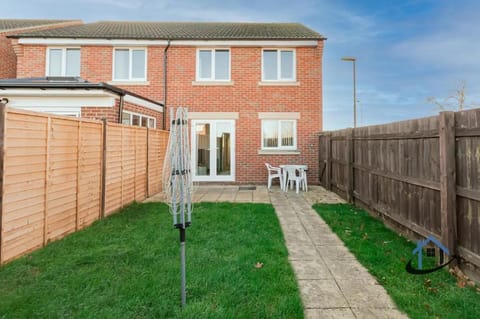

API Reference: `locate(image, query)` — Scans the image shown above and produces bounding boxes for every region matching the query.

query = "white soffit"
[18,38,319,47]
[124,94,163,112]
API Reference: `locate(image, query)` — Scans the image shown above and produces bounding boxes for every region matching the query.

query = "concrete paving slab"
[234,191,253,202]
[323,259,373,281]
[317,245,355,260]
[336,279,396,308]
[286,243,320,260]
[283,230,312,244]
[305,308,356,319]
[299,279,349,308]
[309,233,344,246]
[217,192,237,202]
[352,307,409,319]
[201,193,221,202]
[290,259,332,280]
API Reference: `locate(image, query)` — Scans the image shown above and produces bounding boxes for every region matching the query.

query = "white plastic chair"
[265,163,282,190]
[284,166,307,193]
[298,167,308,192]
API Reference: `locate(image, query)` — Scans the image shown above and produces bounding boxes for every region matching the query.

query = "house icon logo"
[406,235,456,275]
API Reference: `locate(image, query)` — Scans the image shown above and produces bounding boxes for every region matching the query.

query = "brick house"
[6,21,325,184]
[0,19,83,79]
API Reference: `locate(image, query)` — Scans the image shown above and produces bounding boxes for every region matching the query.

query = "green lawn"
[0,202,303,319]
[313,203,480,319]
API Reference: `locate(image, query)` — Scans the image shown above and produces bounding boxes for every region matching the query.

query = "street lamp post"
[341,57,357,128]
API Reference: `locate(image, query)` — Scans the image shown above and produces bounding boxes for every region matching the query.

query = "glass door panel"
[192,120,235,181]
[216,122,231,176]
[195,123,210,176]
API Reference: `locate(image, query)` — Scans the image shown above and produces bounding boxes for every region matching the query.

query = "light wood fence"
[318,109,480,269]
[0,105,168,263]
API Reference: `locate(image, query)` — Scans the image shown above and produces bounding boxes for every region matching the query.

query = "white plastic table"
[279,164,308,192]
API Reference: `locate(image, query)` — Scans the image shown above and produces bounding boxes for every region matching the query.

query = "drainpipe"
[163,39,171,130]
[118,94,125,124]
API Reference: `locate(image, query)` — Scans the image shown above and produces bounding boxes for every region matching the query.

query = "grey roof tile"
[0,19,79,32]
[11,21,325,40]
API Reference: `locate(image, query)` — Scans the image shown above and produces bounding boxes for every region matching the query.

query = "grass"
[0,202,303,319]
[313,203,480,319]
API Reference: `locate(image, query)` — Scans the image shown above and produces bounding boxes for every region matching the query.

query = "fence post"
[100,118,107,218]
[325,133,332,190]
[346,128,354,203]
[43,117,52,246]
[439,111,457,258]
[146,127,150,197]
[0,103,6,263]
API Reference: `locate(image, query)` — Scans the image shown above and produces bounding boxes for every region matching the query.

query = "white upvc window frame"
[261,48,296,82]
[121,110,156,128]
[112,47,147,81]
[261,119,297,150]
[196,48,231,82]
[46,47,81,77]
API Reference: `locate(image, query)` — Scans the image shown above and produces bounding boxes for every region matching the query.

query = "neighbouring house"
[6,21,326,184]
[0,19,83,79]
[0,77,163,127]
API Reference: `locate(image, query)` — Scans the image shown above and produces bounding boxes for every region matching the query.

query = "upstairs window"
[113,48,146,81]
[47,48,80,76]
[261,119,296,150]
[197,49,230,81]
[262,49,295,81]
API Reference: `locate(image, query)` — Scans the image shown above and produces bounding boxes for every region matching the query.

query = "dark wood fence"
[318,108,480,269]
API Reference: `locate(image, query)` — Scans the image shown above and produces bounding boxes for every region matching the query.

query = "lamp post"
[341,57,357,128]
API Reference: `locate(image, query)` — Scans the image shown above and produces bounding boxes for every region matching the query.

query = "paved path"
[145,185,408,318]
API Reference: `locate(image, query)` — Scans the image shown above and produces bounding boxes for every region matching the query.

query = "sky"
[2,0,480,129]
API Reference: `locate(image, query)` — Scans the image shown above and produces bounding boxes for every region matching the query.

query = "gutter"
[118,94,124,124]
[163,39,171,130]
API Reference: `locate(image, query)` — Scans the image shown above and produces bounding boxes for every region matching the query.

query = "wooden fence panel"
[135,128,147,202]
[105,125,123,216]
[319,108,480,269]
[121,126,136,206]
[77,121,103,229]
[45,118,79,242]
[2,110,47,262]
[0,108,168,264]
[148,130,168,196]
[455,109,480,260]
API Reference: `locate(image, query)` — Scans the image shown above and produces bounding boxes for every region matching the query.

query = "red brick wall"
[81,100,162,129]
[0,21,82,79]
[15,40,324,184]
[0,33,17,78]
[81,104,118,123]
[167,44,324,184]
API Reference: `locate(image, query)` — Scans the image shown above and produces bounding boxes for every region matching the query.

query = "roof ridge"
[9,20,325,41]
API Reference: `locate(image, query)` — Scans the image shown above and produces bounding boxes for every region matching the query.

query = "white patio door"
[192,120,235,181]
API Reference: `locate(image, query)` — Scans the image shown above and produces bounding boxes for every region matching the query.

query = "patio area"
[145,184,346,205]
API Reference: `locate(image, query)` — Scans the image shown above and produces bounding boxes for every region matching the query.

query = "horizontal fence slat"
[1,107,168,264]
[457,186,480,201]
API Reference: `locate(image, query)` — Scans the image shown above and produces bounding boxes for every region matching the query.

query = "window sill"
[108,81,150,86]
[258,149,300,155]
[192,81,234,86]
[258,81,300,86]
